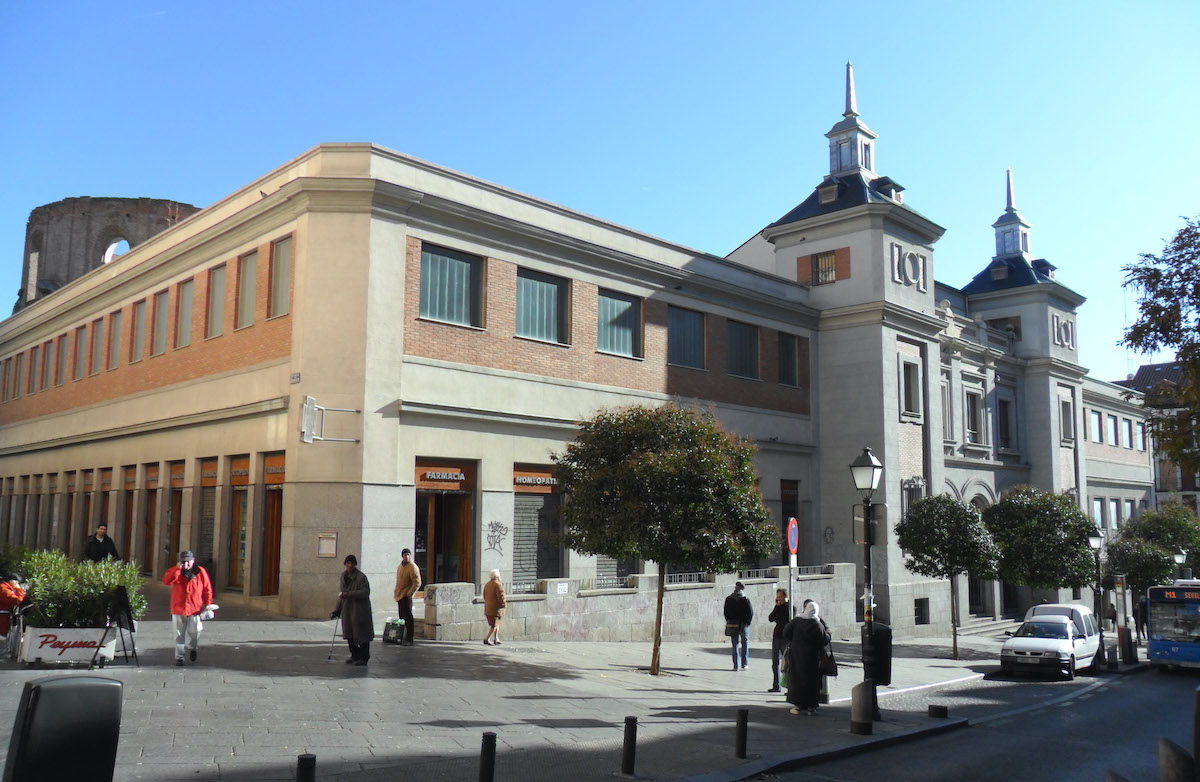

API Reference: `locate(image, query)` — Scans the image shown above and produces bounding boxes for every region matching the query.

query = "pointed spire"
[993,167,1031,258]
[844,60,858,118]
[1005,167,1015,212]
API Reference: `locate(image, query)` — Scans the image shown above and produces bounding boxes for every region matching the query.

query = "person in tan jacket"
[392,548,421,646]
[482,569,506,646]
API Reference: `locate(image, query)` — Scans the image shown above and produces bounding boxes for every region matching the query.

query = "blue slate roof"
[767,173,937,230]
[960,255,1080,298]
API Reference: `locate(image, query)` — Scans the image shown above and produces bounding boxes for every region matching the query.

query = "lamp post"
[1088,529,1105,667]
[1174,547,1188,581]
[849,447,882,733]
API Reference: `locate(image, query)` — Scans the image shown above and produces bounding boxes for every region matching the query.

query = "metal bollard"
[1158,737,1194,782]
[621,716,637,775]
[735,708,749,759]
[297,753,316,782]
[479,731,497,782]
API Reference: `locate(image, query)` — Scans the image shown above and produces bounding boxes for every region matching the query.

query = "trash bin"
[862,623,893,686]
[3,675,122,782]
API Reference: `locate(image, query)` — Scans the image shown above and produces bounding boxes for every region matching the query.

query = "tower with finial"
[992,168,1032,259]
[826,61,877,177]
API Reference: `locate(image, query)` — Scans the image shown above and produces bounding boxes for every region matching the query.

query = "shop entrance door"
[141,492,157,576]
[228,488,248,589]
[261,487,282,596]
[414,492,472,588]
[168,490,183,565]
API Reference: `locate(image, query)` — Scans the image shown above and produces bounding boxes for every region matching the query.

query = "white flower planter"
[20,626,117,664]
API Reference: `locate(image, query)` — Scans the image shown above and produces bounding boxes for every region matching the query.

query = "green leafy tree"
[1102,537,1174,596]
[1119,503,1200,572]
[895,495,998,660]
[1122,215,1200,475]
[983,486,1095,590]
[553,404,775,674]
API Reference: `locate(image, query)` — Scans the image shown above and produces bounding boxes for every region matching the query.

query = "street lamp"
[849,447,882,734]
[1088,529,1105,667]
[1174,547,1188,581]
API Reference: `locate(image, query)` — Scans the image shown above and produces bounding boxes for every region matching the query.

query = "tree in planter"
[1117,503,1200,574]
[1102,537,1174,597]
[983,486,1096,592]
[553,404,776,675]
[894,495,998,660]
[18,550,148,628]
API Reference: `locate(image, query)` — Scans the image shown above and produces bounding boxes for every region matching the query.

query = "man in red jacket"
[162,550,213,667]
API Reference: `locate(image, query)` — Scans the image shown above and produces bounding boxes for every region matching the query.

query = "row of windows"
[1091,495,1145,530]
[0,237,292,404]
[1087,409,1146,451]
[418,243,806,386]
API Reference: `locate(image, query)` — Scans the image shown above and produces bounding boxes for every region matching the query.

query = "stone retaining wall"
[422,563,856,644]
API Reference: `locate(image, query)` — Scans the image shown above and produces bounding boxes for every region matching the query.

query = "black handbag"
[724,622,740,637]
[819,645,838,677]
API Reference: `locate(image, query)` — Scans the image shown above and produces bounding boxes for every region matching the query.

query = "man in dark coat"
[783,600,830,715]
[83,524,120,562]
[331,554,374,665]
[724,581,753,671]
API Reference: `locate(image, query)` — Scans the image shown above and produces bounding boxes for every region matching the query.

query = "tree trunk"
[650,562,666,675]
[950,572,960,661]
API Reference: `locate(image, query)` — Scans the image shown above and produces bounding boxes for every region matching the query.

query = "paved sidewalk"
[0,588,1139,781]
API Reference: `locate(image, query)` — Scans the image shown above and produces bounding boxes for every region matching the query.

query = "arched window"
[103,238,130,265]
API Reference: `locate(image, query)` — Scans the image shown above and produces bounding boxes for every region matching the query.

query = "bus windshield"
[1149,600,1200,643]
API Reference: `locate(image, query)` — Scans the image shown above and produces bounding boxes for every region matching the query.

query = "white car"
[1000,612,1101,680]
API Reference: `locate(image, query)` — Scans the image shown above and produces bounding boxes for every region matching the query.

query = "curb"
[679,715,970,782]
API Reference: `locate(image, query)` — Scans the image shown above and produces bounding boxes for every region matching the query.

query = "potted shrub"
[11,549,147,665]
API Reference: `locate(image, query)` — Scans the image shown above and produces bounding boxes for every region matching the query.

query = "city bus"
[1147,581,1200,670]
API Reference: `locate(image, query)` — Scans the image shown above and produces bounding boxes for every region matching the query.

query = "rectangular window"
[206,265,226,338]
[1125,499,1136,521]
[1136,422,1147,451]
[778,333,799,386]
[107,310,122,370]
[942,378,953,439]
[12,354,22,398]
[667,306,705,369]
[1093,497,1105,528]
[813,251,837,285]
[1089,410,1103,443]
[27,346,38,394]
[1122,418,1133,449]
[1,358,9,402]
[516,268,570,344]
[727,320,759,379]
[54,335,66,386]
[901,361,921,416]
[965,391,982,444]
[1060,399,1074,440]
[130,300,146,362]
[74,327,86,380]
[176,279,194,348]
[597,289,642,357]
[419,244,484,327]
[1110,498,1121,527]
[152,290,169,355]
[1107,414,1119,446]
[40,341,52,390]
[236,250,257,329]
[997,398,1013,449]
[90,319,103,375]
[268,237,292,318]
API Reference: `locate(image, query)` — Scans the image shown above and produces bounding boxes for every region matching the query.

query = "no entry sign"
[787,517,799,555]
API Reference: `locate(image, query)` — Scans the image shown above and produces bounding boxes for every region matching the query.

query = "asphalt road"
[773,668,1199,781]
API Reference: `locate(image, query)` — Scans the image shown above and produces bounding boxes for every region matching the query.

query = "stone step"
[956,616,1021,637]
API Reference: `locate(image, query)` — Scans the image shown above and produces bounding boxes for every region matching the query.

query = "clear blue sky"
[2,1,1197,383]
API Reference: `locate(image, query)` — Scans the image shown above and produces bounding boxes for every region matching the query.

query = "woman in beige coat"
[482,569,506,645]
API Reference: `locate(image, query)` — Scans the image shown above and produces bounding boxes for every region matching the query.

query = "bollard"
[479,731,496,782]
[927,704,949,719]
[818,673,829,704]
[735,708,749,759]
[297,753,316,782]
[1193,686,1200,775]
[621,716,637,776]
[1158,737,1194,782]
[1120,628,1137,665]
[850,680,874,735]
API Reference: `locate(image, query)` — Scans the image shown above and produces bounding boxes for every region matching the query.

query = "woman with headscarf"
[782,599,830,715]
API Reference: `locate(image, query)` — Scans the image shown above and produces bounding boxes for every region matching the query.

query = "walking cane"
[326,616,341,660]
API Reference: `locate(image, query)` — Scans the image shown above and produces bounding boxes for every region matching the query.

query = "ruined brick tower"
[14,196,199,313]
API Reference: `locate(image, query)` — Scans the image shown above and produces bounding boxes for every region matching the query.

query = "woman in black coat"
[331,554,374,665]
[782,600,830,715]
